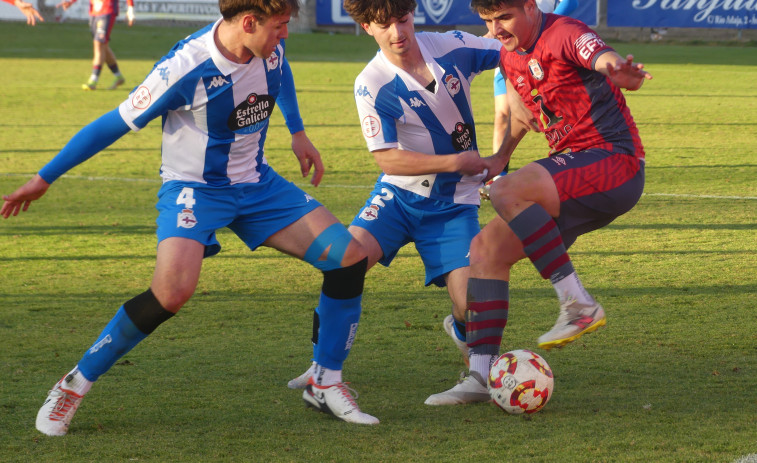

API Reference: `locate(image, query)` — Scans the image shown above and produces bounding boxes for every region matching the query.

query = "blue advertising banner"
[316,0,598,27]
[607,1,757,29]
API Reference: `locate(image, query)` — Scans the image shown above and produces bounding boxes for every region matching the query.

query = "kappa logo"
[355,85,372,99]
[304,193,314,202]
[158,67,170,85]
[408,97,426,108]
[207,75,229,89]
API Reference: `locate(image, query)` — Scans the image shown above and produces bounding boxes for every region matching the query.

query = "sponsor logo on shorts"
[177,209,197,228]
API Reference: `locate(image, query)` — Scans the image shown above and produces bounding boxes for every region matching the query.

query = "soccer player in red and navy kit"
[426,0,652,404]
[57,0,134,90]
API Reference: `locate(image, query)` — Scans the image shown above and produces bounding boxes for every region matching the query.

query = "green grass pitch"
[1,21,756,462]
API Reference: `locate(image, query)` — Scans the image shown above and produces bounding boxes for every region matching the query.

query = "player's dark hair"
[219,0,300,21]
[343,0,417,25]
[469,0,527,15]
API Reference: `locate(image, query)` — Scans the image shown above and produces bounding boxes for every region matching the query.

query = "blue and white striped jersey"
[354,31,501,205]
[118,19,294,186]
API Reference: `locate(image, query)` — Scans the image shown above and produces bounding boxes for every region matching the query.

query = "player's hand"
[481,154,510,183]
[126,5,134,26]
[606,54,653,91]
[56,0,75,10]
[455,150,488,177]
[291,131,324,187]
[15,0,43,25]
[1,174,51,219]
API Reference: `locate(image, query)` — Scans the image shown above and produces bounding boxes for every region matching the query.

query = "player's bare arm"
[291,130,324,187]
[372,148,486,177]
[1,174,50,219]
[596,52,652,91]
[14,0,43,25]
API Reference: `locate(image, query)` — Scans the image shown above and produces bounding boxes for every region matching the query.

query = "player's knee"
[151,285,193,313]
[123,289,176,334]
[304,223,364,272]
[322,257,368,300]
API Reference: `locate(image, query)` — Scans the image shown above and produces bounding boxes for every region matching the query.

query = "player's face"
[248,13,290,58]
[479,1,541,52]
[362,13,417,57]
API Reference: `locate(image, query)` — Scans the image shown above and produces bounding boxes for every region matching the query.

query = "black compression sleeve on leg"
[312,309,320,345]
[123,289,175,335]
[321,257,368,300]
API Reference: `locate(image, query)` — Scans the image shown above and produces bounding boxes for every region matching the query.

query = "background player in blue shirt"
[287,0,502,395]
[2,0,379,434]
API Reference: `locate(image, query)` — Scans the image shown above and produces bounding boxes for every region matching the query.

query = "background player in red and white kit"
[57,0,135,90]
[425,0,652,404]
[2,0,43,25]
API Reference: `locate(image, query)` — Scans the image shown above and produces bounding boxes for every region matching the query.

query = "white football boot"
[443,315,469,367]
[303,378,379,425]
[424,371,491,406]
[36,370,90,436]
[537,298,606,350]
[287,361,316,389]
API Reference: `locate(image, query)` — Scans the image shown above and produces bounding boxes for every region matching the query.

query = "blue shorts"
[350,183,480,287]
[155,173,322,258]
[535,149,645,248]
[493,68,507,96]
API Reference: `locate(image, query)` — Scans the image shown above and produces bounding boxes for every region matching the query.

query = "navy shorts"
[155,174,322,258]
[535,149,645,248]
[90,14,116,43]
[350,183,480,287]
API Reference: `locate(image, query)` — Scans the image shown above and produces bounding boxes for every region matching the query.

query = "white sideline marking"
[732,454,757,463]
[2,173,756,199]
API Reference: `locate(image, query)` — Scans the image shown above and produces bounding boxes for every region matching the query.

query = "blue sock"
[313,293,361,370]
[77,306,147,382]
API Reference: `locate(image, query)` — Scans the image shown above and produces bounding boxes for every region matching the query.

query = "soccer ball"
[487,349,554,414]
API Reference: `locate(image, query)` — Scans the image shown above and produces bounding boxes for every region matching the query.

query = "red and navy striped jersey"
[502,14,645,160]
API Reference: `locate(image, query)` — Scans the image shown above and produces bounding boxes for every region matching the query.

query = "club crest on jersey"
[444,74,461,96]
[228,93,276,134]
[421,0,453,24]
[267,52,279,71]
[528,59,544,80]
[359,205,380,221]
[451,122,473,151]
[177,209,197,229]
[362,115,381,138]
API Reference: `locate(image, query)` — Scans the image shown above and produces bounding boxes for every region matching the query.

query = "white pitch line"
[2,173,756,199]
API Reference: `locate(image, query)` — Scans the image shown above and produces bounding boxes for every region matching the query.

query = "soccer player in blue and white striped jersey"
[288,0,503,399]
[3,0,380,434]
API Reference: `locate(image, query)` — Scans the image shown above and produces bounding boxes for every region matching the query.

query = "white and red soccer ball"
[488,349,554,414]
